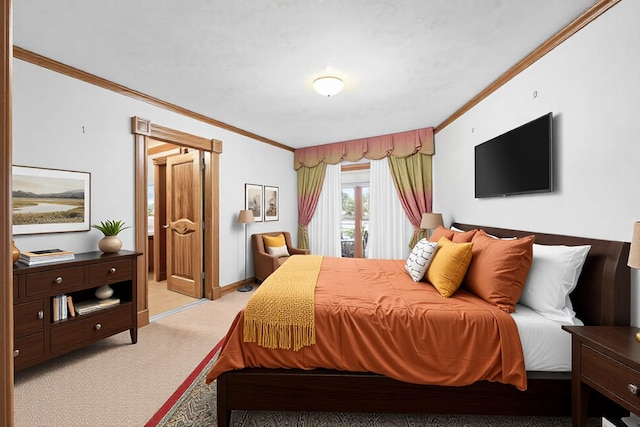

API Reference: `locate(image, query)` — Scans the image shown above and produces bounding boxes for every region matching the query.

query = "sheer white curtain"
[308,163,342,257]
[367,159,414,259]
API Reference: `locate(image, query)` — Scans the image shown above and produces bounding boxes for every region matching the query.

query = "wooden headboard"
[453,223,631,326]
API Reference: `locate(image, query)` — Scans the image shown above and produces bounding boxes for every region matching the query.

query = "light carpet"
[13,290,252,426]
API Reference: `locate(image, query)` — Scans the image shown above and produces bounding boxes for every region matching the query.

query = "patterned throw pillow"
[405,238,439,282]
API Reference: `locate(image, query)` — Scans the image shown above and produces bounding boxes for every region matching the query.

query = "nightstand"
[563,326,640,427]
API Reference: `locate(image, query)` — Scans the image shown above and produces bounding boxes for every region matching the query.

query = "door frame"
[131,117,222,327]
[151,153,169,282]
[1,1,13,423]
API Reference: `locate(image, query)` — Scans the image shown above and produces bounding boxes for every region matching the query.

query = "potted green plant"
[92,220,130,254]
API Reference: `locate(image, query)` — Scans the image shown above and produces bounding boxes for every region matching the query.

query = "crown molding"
[13,46,294,152]
[435,0,621,134]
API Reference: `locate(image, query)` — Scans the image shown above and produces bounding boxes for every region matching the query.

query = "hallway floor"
[148,273,201,319]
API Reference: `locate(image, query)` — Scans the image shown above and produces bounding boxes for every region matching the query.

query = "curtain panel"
[294,127,434,170]
[388,153,433,249]
[308,163,342,257]
[368,159,414,259]
[297,163,327,249]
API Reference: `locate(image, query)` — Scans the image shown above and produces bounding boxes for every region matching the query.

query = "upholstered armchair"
[251,231,310,283]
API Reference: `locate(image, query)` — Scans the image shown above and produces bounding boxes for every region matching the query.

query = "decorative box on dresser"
[562,326,640,427]
[13,250,140,371]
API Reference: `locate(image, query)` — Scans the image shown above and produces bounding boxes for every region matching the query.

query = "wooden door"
[165,151,203,298]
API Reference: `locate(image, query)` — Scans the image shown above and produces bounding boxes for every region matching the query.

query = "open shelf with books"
[13,250,141,370]
[49,280,134,323]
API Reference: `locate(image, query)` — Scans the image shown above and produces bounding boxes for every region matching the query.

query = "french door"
[341,185,369,258]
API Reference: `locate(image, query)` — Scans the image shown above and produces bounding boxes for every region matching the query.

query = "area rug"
[146,342,600,427]
[145,338,225,427]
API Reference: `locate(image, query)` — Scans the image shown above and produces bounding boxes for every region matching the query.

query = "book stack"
[73,297,120,315]
[52,295,76,321]
[19,249,75,266]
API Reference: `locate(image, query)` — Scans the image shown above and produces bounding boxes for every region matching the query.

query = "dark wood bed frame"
[216,223,631,426]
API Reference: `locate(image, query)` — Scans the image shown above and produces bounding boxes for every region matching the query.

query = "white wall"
[433,1,640,324]
[12,59,297,288]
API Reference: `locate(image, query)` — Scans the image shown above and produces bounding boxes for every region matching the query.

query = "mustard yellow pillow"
[263,234,290,257]
[425,237,473,297]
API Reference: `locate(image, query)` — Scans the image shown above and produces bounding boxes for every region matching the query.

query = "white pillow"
[405,238,439,282]
[518,243,591,325]
[267,245,290,257]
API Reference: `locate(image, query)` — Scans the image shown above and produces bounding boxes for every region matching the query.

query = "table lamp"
[420,213,444,239]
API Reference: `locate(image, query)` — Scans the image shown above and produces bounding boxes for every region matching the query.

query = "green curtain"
[297,163,327,249]
[387,153,433,249]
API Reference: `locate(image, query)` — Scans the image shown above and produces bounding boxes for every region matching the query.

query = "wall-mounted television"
[474,112,553,198]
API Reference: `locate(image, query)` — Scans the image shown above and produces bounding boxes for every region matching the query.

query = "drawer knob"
[94,323,102,330]
[629,384,639,395]
[54,276,63,284]
[37,310,44,320]
[13,349,19,358]
[109,267,116,274]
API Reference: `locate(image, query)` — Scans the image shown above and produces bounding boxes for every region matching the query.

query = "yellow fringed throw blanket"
[244,255,323,351]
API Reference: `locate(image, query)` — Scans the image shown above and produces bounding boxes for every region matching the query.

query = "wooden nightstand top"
[563,326,640,374]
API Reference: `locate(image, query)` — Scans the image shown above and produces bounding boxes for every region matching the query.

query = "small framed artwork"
[12,165,91,235]
[264,185,279,222]
[245,183,263,222]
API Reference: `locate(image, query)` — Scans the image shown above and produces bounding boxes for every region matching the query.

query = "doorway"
[132,117,222,328]
[146,142,202,319]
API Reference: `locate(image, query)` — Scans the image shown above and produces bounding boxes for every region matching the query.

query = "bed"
[210,223,631,426]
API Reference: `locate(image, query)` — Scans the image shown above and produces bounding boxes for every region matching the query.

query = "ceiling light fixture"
[313,76,344,97]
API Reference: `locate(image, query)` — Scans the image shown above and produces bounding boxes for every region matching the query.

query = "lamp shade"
[420,213,444,230]
[312,76,344,97]
[628,221,640,269]
[238,210,255,224]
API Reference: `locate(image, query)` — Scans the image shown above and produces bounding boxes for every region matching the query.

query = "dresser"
[13,250,140,371]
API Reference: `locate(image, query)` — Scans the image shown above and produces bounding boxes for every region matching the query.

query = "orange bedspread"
[206,256,527,390]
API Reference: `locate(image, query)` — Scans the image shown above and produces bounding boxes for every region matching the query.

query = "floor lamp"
[237,210,255,292]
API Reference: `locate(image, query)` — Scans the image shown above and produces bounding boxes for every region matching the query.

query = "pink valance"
[293,127,434,170]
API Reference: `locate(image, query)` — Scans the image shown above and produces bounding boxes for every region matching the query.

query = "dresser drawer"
[14,300,44,338]
[89,259,133,284]
[50,303,132,354]
[25,266,85,296]
[14,333,45,367]
[582,345,640,413]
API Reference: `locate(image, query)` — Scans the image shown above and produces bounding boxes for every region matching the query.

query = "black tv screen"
[474,112,553,198]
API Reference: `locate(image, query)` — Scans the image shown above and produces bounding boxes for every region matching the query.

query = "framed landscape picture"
[12,165,91,235]
[245,183,263,222]
[264,185,279,221]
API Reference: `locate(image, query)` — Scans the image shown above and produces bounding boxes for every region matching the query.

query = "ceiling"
[13,1,598,150]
